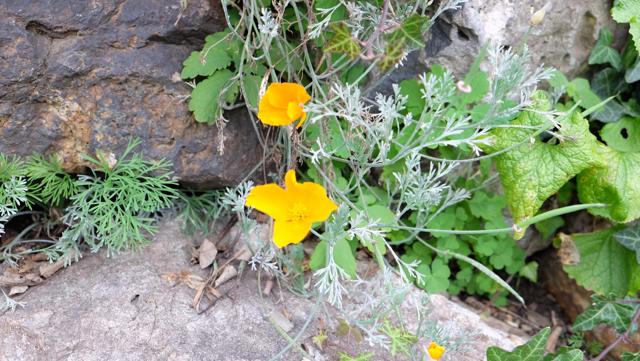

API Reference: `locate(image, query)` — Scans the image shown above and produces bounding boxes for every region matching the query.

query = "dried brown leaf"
[198,239,218,269]
[213,265,237,287]
[39,259,65,278]
[8,285,28,296]
[268,310,294,333]
[558,233,581,265]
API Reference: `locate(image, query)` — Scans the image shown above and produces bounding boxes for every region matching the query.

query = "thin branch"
[589,306,640,361]
[363,0,390,58]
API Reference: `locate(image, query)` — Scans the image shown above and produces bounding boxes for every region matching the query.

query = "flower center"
[286,201,309,222]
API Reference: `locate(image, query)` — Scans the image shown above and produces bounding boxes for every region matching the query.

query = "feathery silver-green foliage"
[62,140,179,254]
[0,140,180,267]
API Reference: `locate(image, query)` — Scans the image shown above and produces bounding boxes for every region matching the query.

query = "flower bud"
[530,3,551,26]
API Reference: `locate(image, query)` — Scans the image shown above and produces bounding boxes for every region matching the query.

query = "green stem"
[386,203,608,240]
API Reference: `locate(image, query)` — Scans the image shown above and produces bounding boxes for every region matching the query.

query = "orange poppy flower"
[427,341,445,360]
[257,83,311,127]
[245,170,338,248]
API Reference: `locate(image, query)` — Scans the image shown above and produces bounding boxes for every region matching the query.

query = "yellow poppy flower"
[257,83,311,127]
[245,170,338,248]
[427,342,445,360]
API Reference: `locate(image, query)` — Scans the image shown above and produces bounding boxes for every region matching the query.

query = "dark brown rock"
[0,0,262,187]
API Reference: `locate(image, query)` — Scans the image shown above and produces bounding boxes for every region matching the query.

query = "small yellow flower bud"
[530,4,551,26]
[426,342,445,360]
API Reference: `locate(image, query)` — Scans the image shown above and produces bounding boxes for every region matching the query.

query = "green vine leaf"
[573,294,638,333]
[482,93,602,238]
[612,0,640,53]
[615,223,640,263]
[325,23,361,59]
[589,28,623,70]
[379,40,405,72]
[388,14,428,49]
[188,70,233,123]
[626,58,640,83]
[551,350,585,361]
[561,228,640,296]
[486,327,550,361]
[591,68,628,98]
[577,145,640,223]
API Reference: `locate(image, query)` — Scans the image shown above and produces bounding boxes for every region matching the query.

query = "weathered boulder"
[0,219,526,361]
[0,0,262,187]
[386,0,622,87]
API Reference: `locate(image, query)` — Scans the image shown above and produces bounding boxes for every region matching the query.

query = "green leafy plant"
[26,154,77,207]
[178,1,625,358]
[399,187,534,305]
[487,328,553,361]
[380,321,419,357]
[177,190,224,236]
[338,352,374,361]
[60,140,179,254]
[181,30,257,123]
[0,154,29,215]
[486,28,640,298]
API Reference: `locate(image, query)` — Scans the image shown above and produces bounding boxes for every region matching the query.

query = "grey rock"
[385,0,622,86]
[0,219,525,361]
[0,0,261,187]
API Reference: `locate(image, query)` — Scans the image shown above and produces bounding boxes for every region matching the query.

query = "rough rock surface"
[0,219,525,361]
[0,0,262,187]
[385,0,622,87]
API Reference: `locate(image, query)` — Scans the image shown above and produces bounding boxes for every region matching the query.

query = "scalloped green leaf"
[188,70,233,123]
[483,93,602,238]
[562,228,640,296]
[486,327,550,361]
[181,31,235,80]
[577,145,640,223]
[600,117,640,153]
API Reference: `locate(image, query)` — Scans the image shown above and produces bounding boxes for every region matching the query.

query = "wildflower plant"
[0,139,179,267]
[175,0,610,356]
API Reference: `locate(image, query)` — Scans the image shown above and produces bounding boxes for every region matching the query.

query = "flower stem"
[385,203,608,239]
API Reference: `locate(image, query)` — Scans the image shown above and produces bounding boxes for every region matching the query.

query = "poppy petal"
[245,184,290,219]
[267,83,308,108]
[273,219,312,248]
[258,95,295,126]
[296,112,307,128]
[295,182,338,222]
[284,170,337,222]
[284,169,298,190]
